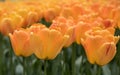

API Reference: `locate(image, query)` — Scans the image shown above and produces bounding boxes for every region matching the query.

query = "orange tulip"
[9,29,33,57]
[29,24,69,59]
[109,7,120,28]
[81,27,119,65]
[0,12,23,35]
[60,1,91,19]
[43,8,58,22]
[75,21,91,44]
[50,16,75,47]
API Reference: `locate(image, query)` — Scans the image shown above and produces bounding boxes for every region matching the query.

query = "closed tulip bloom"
[110,7,120,28]
[29,25,69,59]
[25,11,39,26]
[81,27,119,65]
[9,29,33,57]
[43,8,59,22]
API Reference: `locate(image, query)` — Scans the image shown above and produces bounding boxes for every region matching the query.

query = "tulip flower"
[81,27,119,65]
[9,29,33,57]
[43,8,59,22]
[29,24,69,59]
[50,16,75,47]
[0,12,23,35]
[75,21,91,44]
[60,1,92,20]
[25,11,39,26]
[109,7,120,28]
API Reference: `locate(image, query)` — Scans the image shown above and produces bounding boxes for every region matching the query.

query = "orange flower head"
[109,7,120,28]
[81,27,119,65]
[0,12,23,35]
[26,11,39,26]
[43,1,61,22]
[29,25,69,59]
[43,8,57,22]
[9,29,33,57]
[50,16,75,47]
[75,21,91,44]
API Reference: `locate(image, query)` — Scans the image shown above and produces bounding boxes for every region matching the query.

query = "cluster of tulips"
[0,0,64,35]
[0,0,120,66]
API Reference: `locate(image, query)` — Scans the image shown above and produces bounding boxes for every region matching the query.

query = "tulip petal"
[96,42,116,65]
[34,28,49,59]
[47,29,69,59]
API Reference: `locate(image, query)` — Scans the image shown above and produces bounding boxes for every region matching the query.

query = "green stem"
[39,59,42,75]
[9,37,14,75]
[44,60,47,75]
[72,43,76,75]
[61,51,65,75]
[23,57,26,75]
[10,50,14,75]
[97,65,102,75]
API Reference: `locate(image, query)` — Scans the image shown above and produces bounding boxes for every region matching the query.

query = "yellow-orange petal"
[64,27,75,47]
[47,29,69,59]
[31,28,49,59]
